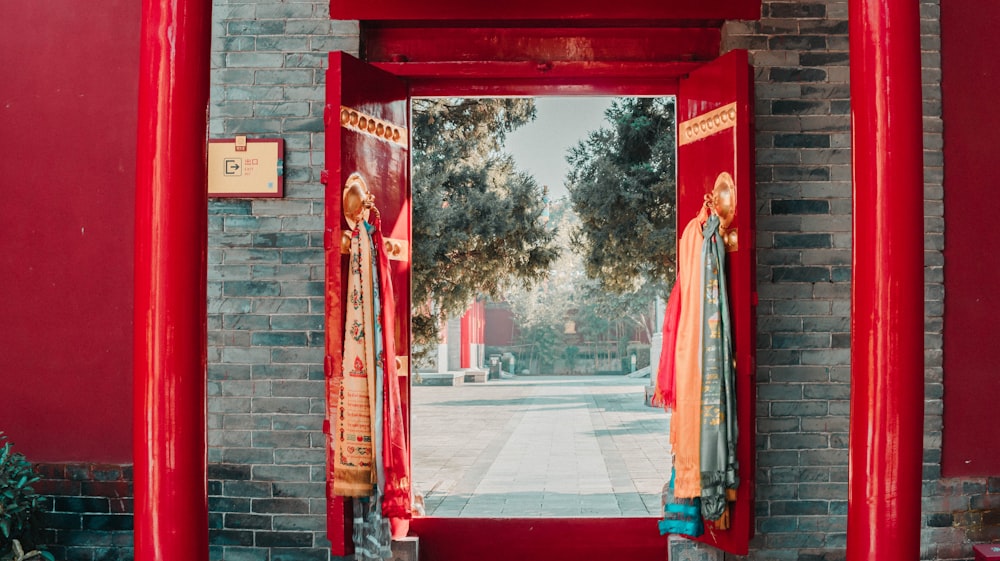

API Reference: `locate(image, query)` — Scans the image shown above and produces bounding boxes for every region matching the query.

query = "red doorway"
[128,0,929,559]
[324,28,756,558]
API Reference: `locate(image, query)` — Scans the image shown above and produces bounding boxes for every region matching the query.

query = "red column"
[848,0,924,559]
[133,0,211,560]
[460,309,471,369]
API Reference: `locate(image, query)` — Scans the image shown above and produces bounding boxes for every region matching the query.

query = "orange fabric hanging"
[671,206,708,498]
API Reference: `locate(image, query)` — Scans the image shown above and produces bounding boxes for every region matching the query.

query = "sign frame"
[208,137,284,198]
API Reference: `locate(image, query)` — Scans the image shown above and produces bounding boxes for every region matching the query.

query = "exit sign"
[208,137,284,198]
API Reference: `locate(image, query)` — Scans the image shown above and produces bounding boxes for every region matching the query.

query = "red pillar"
[133,0,211,559]
[847,0,925,559]
[460,309,471,369]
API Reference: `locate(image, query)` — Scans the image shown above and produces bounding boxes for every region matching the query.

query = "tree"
[502,201,657,374]
[411,98,560,357]
[502,201,581,373]
[575,275,659,371]
[565,97,677,295]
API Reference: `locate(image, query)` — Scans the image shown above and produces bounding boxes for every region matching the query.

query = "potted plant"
[0,433,51,561]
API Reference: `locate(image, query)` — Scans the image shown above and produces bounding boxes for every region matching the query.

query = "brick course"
[33,463,134,561]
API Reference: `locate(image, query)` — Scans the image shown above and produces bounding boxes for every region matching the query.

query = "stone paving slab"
[411,375,672,517]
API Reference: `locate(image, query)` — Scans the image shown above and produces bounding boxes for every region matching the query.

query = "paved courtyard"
[411,375,672,517]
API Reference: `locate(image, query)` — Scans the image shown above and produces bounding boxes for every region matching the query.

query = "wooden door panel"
[324,51,411,556]
[676,48,756,556]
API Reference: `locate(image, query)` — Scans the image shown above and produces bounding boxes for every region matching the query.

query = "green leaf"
[0,518,10,537]
[40,552,56,561]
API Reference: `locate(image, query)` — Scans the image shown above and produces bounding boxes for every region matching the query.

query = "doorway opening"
[326,48,755,558]
[408,96,677,518]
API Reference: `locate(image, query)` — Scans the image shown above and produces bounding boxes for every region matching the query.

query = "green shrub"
[0,433,50,561]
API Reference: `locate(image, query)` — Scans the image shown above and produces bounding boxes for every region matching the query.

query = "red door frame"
[331,0,760,21]
[334,37,757,557]
[364,25,715,98]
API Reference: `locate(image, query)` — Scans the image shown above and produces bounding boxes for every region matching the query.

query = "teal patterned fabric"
[659,468,704,537]
[351,221,392,561]
[699,214,738,520]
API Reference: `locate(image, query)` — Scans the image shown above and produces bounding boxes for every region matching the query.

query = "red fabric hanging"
[654,281,682,410]
[371,216,412,520]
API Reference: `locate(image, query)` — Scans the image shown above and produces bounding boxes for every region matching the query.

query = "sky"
[505,97,616,199]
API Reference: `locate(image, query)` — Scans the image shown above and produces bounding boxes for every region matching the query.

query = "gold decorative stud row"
[679,102,738,146]
[339,106,408,148]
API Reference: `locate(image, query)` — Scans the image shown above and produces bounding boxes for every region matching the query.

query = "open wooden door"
[323,51,412,556]
[675,49,757,555]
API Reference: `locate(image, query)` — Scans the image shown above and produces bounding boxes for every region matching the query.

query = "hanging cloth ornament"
[671,206,709,499]
[333,222,379,497]
[659,466,704,538]
[698,213,738,521]
[653,281,682,410]
[335,216,412,558]
[331,215,411,515]
[369,214,412,521]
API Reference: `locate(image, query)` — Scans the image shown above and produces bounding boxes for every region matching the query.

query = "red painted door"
[324,51,412,556]
[676,49,756,556]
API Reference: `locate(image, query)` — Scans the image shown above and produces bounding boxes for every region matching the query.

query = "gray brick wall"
[208,2,358,560]
[723,3,854,555]
[201,1,988,560]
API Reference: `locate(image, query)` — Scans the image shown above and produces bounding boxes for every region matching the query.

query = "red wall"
[0,0,138,462]
[485,306,516,347]
[941,2,1000,476]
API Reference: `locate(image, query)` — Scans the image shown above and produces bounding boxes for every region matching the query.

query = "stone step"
[413,372,465,386]
[392,536,418,561]
[463,369,488,383]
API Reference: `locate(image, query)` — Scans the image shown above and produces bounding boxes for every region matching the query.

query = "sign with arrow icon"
[208,137,284,198]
